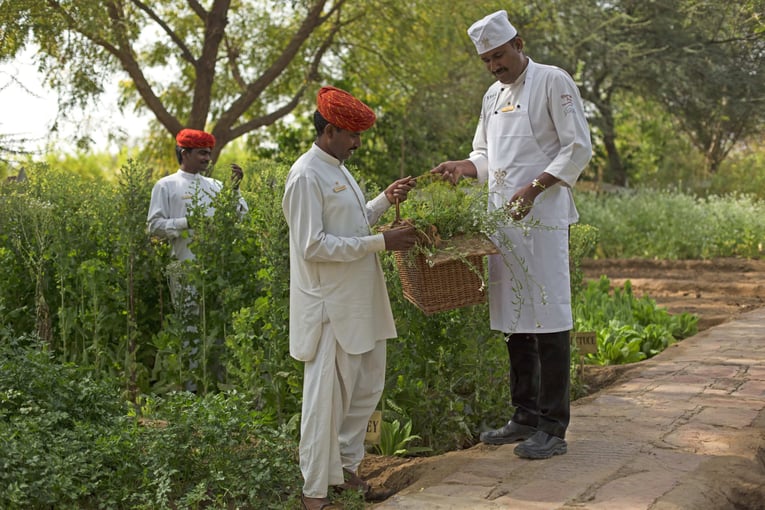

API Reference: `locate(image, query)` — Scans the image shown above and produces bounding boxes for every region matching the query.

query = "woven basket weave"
[393,235,498,315]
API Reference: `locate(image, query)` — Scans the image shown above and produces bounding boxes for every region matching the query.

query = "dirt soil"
[359,257,765,505]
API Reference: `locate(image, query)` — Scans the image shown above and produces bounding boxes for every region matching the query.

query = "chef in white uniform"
[431,10,592,459]
[283,86,418,510]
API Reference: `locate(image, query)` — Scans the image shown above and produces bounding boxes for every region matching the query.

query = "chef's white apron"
[485,66,575,334]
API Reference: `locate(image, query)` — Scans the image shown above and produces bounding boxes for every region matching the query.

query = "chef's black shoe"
[514,430,567,459]
[479,421,537,445]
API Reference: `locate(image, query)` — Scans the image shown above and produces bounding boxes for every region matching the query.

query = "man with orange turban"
[147,128,248,391]
[148,128,248,262]
[282,86,418,510]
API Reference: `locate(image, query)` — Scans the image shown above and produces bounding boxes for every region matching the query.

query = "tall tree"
[0,0,362,159]
[254,0,519,186]
[645,0,765,173]
[521,0,765,184]
[523,0,663,186]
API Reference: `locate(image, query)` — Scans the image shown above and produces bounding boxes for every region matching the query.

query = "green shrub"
[0,338,301,509]
[0,336,137,509]
[374,400,432,457]
[575,189,765,259]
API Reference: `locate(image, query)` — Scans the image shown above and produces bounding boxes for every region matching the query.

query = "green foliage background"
[2,158,763,507]
[1,0,763,506]
[2,0,763,191]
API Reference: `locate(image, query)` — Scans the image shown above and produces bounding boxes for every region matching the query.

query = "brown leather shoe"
[301,494,342,510]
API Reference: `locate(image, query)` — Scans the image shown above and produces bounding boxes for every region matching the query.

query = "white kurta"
[147,169,249,261]
[282,143,397,361]
[468,59,592,333]
[283,143,397,498]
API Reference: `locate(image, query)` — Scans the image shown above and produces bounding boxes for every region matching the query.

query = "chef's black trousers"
[506,331,571,438]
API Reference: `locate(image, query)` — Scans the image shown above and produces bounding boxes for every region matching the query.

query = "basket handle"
[395,197,401,224]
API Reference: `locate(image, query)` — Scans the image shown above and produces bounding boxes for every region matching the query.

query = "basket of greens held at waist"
[383,179,505,315]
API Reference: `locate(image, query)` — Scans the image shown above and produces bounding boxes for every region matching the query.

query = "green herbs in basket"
[383,176,552,263]
[382,178,504,313]
[383,177,553,314]
[386,178,510,254]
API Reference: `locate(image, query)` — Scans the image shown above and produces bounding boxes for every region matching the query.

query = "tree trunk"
[602,131,627,187]
[594,104,627,187]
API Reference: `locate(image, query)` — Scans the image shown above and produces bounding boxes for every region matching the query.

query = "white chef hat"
[467,10,518,54]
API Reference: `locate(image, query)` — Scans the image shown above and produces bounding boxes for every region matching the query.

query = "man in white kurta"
[432,11,592,459]
[147,128,248,390]
[283,86,418,510]
[147,129,248,262]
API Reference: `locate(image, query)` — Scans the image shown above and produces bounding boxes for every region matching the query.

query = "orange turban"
[316,86,376,132]
[176,128,216,149]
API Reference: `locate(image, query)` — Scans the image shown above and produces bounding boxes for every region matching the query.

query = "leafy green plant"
[569,223,600,300]
[375,418,432,457]
[383,179,519,254]
[374,400,432,457]
[573,276,698,366]
[590,324,649,365]
[0,335,137,509]
[0,337,302,509]
[575,189,765,259]
[388,178,487,237]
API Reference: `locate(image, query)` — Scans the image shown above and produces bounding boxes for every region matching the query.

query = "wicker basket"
[393,235,498,315]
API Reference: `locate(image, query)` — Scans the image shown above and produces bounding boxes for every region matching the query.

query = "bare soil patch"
[360,257,765,504]
[581,257,765,332]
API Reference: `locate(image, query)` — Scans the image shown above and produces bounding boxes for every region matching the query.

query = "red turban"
[176,128,216,149]
[316,86,376,132]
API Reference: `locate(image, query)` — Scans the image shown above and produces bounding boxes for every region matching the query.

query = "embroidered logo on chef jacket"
[493,168,507,187]
[561,94,575,115]
[333,184,347,192]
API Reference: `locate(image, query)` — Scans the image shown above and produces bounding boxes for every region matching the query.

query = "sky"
[0,50,149,158]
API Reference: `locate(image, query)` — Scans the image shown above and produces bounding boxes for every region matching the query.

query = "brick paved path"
[374,308,765,509]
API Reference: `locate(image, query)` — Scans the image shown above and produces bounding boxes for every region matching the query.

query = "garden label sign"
[574,331,598,355]
[574,331,597,380]
[365,410,381,444]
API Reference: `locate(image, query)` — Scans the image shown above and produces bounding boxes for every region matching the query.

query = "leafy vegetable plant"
[574,276,698,366]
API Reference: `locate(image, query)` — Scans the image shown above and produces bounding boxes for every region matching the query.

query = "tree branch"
[103,1,182,134]
[189,0,231,127]
[227,87,307,139]
[129,0,197,65]
[213,0,340,133]
[45,0,120,54]
[43,1,182,134]
[224,36,247,90]
[187,0,208,21]
[215,1,349,144]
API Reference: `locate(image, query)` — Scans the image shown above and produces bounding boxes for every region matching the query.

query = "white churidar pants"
[300,320,386,498]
